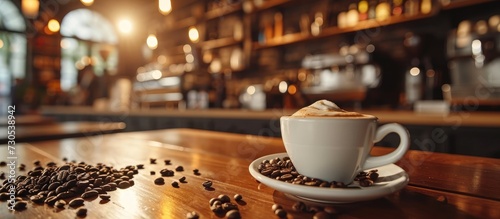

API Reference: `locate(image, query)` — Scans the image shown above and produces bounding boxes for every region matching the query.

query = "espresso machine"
[446,15,500,109]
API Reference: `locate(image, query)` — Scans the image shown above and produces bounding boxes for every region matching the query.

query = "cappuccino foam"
[291,100,367,117]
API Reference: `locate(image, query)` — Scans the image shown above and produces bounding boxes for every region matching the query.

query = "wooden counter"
[41,106,500,127]
[0,128,499,218]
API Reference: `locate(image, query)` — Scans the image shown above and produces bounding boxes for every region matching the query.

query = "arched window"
[60,9,118,91]
[0,0,27,113]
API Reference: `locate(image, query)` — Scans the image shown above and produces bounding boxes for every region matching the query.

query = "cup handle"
[363,123,410,170]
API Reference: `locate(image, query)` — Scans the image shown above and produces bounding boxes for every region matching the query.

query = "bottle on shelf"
[368,0,377,20]
[392,0,403,16]
[420,0,432,14]
[358,0,369,21]
[405,0,420,16]
[375,0,391,21]
[346,3,360,27]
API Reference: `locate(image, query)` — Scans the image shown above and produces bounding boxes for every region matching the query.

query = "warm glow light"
[146,34,158,49]
[118,19,133,34]
[159,0,172,15]
[47,19,60,33]
[188,26,199,42]
[288,85,297,95]
[22,0,40,19]
[183,44,192,53]
[410,67,420,76]
[80,0,94,6]
[247,86,256,95]
[0,40,3,48]
[185,54,194,63]
[278,81,288,93]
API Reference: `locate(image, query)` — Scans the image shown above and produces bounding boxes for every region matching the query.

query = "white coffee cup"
[280,115,409,184]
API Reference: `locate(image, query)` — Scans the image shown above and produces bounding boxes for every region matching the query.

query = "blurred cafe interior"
[1,0,500,158]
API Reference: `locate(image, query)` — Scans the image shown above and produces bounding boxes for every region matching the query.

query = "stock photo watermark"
[5,105,17,210]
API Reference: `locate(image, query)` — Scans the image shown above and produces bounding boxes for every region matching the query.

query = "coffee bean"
[209,198,220,206]
[359,179,374,187]
[55,199,66,208]
[272,204,282,211]
[313,211,333,219]
[150,171,156,175]
[136,164,144,169]
[308,205,321,213]
[222,202,238,211]
[0,161,6,166]
[13,201,28,211]
[175,166,184,172]
[100,194,111,200]
[171,181,179,188]
[164,160,171,165]
[226,209,241,219]
[193,169,200,175]
[292,201,307,212]
[154,177,165,185]
[233,194,242,201]
[179,176,187,183]
[186,211,199,219]
[150,158,157,164]
[218,194,230,203]
[76,208,87,217]
[68,198,85,208]
[118,181,130,189]
[81,190,99,199]
[202,181,213,188]
[160,169,174,177]
[30,194,46,204]
[275,209,287,218]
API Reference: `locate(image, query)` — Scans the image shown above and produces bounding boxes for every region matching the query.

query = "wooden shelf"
[205,3,242,20]
[253,12,436,50]
[441,0,496,10]
[251,0,293,13]
[198,37,242,50]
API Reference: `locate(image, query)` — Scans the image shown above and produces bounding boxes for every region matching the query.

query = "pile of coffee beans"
[208,194,243,219]
[257,156,379,187]
[272,201,339,219]
[0,159,138,216]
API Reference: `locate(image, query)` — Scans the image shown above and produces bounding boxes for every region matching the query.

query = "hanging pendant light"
[22,0,39,19]
[159,0,172,15]
[81,0,94,6]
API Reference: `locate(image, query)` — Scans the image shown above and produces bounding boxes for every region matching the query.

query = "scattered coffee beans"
[175,166,184,172]
[202,181,213,189]
[193,169,200,175]
[13,201,28,210]
[186,211,199,219]
[179,176,187,183]
[154,177,165,185]
[164,160,171,165]
[233,194,242,201]
[0,160,138,212]
[150,158,157,164]
[68,198,85,208]
[226,209,241,219]
[171,181,179,188]
[272,204,283,211]
[76,207,87,217]
[274,208,287,218]
[258,156,379,188]
[100,194,111,200]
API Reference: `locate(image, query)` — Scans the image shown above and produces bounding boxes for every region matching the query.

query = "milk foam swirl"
[291,100,365,117]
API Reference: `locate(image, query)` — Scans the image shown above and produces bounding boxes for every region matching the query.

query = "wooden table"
[0,115,54,127]
[1,128,499,218]
[0,121,126,144]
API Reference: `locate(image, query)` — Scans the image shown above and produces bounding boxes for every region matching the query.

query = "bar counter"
[41,106,500,127]
[1,128,499,218]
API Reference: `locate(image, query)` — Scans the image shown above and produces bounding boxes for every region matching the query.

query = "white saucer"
[248,153,409,203]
